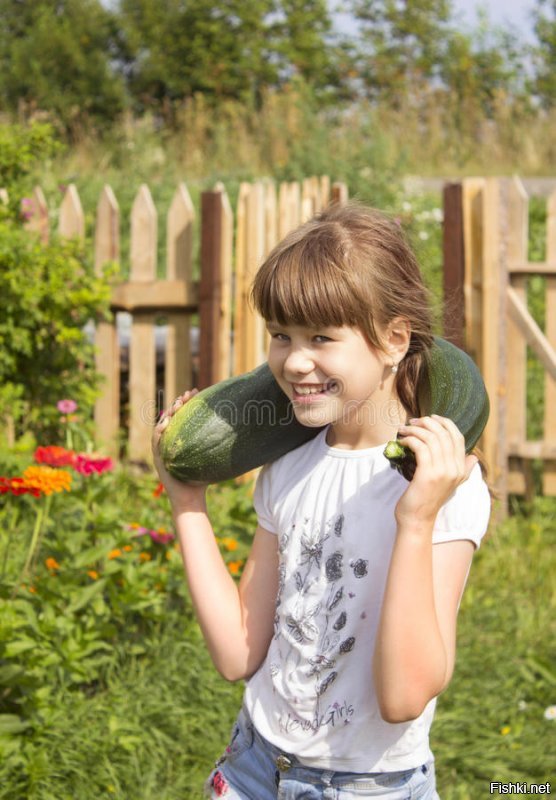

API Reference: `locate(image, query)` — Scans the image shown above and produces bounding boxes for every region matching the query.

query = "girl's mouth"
[292,382,338,402]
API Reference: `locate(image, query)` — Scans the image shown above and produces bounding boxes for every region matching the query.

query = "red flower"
[0,476,41,497]
[34,446,77,468]
[153,482,165,498]
[74,453,114,476]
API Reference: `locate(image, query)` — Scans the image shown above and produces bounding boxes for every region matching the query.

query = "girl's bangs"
[254,245,363,330]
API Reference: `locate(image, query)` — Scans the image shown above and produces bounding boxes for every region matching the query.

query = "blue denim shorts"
[205,707,440,799]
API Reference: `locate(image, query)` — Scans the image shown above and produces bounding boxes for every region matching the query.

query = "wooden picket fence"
[443,176,556,511]
[23,176,348,462]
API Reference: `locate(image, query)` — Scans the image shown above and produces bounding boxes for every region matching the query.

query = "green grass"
[432,497,556,798]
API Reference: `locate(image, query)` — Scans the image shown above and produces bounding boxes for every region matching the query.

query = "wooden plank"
[506,177,529,496]
[165,183,195,404]
[481,178,508,514]
[199,191,224,388]
[233,182,251,375]
[59,184,85,240]
[94,185,121,456]
[462,178,485,367]
[278,180,292,240]
[215,182,234,382]
[509,261,556,274]
[130,184,157,280]
[331,181,349,205]
[128,184,157,461]
[263,181,278,358]
[289,182,301,229]
[506,286,556,380]
[320,175,331,208]
[508,441,556,459]
[544,188,556,494]
[128,313,157,462]
[264,180,278,255]
[110,280,197,312]
[301,178,314,223]
[245,182,266,370]
[24,186,49,243]
[442,182,465,349]
[95,185,120,270]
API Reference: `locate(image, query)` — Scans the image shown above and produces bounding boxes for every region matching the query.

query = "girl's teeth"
[295,385,325,395]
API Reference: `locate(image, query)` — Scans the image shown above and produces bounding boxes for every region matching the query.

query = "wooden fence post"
[481,178,509,515]
[59,184,85,240]
[233,183,251,376]
[128,185,157,462]
[331,182,349,205]
[24,186,49,244]
[442,182,465,349]
[462,178,486,368]
[199,189,230,388]
[214,182,234,381]
[94,185,121,457]
[165,183,195,404]
[506,177,531,498]
[545,189,556,494]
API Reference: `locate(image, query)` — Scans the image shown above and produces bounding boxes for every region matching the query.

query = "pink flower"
[57,399,78,414]
[74,453,114,476]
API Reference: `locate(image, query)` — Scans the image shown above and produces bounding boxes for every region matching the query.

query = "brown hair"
[250,201,435,418]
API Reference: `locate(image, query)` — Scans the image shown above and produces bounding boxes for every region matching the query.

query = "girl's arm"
[373,414,479,723]
[153,392,278,682]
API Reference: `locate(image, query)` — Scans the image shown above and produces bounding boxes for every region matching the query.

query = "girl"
[152,203,491,799]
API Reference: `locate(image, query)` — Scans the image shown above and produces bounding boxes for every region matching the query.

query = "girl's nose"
[283,348,315,377]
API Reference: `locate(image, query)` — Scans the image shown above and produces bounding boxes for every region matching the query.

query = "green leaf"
[0,714,32,735]
[66,579,107,613]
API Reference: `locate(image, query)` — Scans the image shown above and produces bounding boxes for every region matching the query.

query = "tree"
[115,0,340,115]
[346,0,454,103]
[532,0,556,107]
[0,0,126,136]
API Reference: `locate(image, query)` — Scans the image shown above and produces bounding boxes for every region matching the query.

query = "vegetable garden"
[0,123,554,799]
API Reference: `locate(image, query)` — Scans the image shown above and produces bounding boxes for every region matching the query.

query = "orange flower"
[228,560,244,575]
[45,557,60,571]
[108,548,122,560]
[28,585,37,594]
[123,545,133,552]
[139,552,152,562]
[87,570,99,580]
[221,537,238,552]
[22,466,72,496]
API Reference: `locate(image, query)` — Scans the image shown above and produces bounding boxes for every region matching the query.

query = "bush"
[0,122,114,442]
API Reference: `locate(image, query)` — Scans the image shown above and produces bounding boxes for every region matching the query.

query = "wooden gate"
[443,177,556,512]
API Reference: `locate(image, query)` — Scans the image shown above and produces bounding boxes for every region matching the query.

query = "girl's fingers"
[397,415,465,478]
[157,388,199,427]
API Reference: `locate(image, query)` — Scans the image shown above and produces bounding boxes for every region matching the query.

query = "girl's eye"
[270,332,290,342]
[314,335,332,343]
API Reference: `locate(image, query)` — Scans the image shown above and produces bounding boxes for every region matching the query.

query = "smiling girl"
[152,202,491,799]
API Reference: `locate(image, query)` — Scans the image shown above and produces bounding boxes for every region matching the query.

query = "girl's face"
[266,322,407,447]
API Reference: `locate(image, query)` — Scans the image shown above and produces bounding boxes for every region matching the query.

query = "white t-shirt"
[244,427,491,772]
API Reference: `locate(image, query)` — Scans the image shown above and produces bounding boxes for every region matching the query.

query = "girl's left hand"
[394,414,478,528]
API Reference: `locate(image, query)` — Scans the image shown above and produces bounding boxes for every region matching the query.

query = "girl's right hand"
[151,389,208,512]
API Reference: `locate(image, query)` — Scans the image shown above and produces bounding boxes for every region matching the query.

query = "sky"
[452,0,537,41]
[334,0,539,44]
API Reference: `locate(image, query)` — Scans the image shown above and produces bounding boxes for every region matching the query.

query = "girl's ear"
[384,317,411,362]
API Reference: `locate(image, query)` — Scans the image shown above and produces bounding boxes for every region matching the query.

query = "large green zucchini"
[160,336,489,484]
